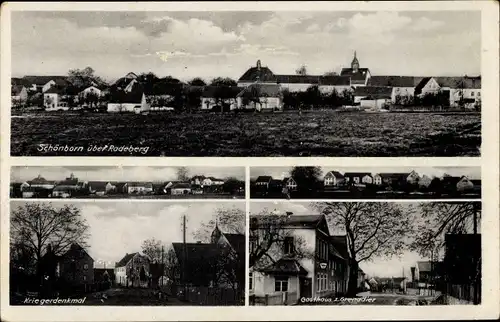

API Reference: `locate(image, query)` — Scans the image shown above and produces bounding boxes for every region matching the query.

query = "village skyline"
[250,201,479,279]
[250,166,481,181]
[10,201,245,267]
[12,11,480,81]
[10,166,245,182]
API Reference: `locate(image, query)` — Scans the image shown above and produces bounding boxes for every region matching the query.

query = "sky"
[11,11,481,82]
[10,166,245,182]
[10,201,245,268]
[250,166,481,181]
[250,201,472,279]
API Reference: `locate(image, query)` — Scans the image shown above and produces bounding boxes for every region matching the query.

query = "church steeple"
[351,51,359,72]
[211,219,222,244]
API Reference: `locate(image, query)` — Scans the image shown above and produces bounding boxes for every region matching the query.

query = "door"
[299,277,312,299]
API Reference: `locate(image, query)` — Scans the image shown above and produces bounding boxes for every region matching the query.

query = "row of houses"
[12,52,481,113]
[10,173,240,198]
[250,213,351,305]
[253,171,481,194]
[236,53,481,110]
[32,225,245,304]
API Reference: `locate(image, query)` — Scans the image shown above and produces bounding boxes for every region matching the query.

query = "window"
[83,276,87,281]
[478,92,481,97]
[275,276,288,292]
[471,91,474,97]
[249,273,253,290]
[84,264,89,270]
[250,238,257,254]
[284,237,294,255]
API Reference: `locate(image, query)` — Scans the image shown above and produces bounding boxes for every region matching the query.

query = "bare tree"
[296,64,308,76]
[315,202,415,296]
[10,203,90,279]
[249,209,313,268]
[176,167,190,182]
[410,202,481,258]
[193,207,245,243]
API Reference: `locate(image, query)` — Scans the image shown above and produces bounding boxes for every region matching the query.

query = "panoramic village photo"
[10,201,246,306]
[10,11,481,157]
[10,166,245,199]
[250,166,481,199]
[249,201,481,306]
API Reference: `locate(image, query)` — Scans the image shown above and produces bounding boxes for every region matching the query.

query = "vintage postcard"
[1,1,499,322]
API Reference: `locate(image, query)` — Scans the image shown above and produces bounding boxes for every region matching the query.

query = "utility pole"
[181,215,188,301]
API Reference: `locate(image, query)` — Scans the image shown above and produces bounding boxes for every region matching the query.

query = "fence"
[251,292,298,306]
[177,286,244,306]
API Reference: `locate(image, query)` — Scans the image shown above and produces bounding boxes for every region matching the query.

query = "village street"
[322,289,441,306]
[83,288,196,306]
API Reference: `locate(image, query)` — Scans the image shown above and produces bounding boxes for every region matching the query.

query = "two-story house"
[124,182,154,194]
[323,171,345,188]
[114,252,151,287]
[374,170,420,189]
[282,177,298,191]
[249,214,349,305]
[343,172,373,186]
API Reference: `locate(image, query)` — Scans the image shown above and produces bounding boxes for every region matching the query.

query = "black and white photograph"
[10,201,246,306]
[10,166,245,199]
[10,11,481,157]
[250,166,481,199]
[249,201,481,306]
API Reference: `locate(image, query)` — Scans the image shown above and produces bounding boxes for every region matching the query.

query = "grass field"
[11,111,481,156]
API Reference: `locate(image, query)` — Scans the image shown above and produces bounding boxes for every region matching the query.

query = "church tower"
[211,220,222,244]
[351,51,360,73]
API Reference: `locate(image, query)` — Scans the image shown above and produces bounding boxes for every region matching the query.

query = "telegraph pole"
[181,215,188,301]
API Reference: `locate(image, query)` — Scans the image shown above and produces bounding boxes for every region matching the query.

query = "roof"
[53,185,80,191]
[109,90,145,104]
[325,171,344,179]
[368,76,416,88]
[353,86,393,99]
[340,68,370,81]
[44,86,67,95]
[237,83,281,97]
[255,176,273,182]
[276,74,320,84]
[22,75,69,86]
[261,258,308,275]
[251,214,324,229]
[238,64,276,83]
[171,183,191,189]
[417,261,442,272]
[62,243,93,261]
[201,85,242,98]
[58,178,79,185]
[343,172,372,178]
[415,76,482,93]
[330,235,349,259]
[29,176,53,185]
[88,181,111,191]
[172,242,220,285]
[224,233,245,257]
[415,77,432,93]
[377,173,410,179]
[318,75,351,86]
[282,177,296,183]
[127,182,153,187]
[116,252,138,267]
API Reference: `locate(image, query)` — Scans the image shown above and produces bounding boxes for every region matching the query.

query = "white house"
[171,183,192,195]
[236,83,283,111]
[415,76,482,108]
[44,86,70,110]
[456,176,474,192]
[282,177,297,191]
[372,174,383,186]
[353,86,393,109]
[323,171,345,187]
[80,86,102,97]
[368,76,416,104]
[250,214,350,305]
[201,177,225,186]
[344,173,373,185]
[125,182,153,194]
[107,91,150,114]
